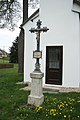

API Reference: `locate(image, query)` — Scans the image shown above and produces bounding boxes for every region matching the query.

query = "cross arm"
[29,27,49,33]
[42,27,49,32]
[29,28,36,33]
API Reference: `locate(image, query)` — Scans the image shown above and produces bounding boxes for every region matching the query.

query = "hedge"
[0,64,14,69]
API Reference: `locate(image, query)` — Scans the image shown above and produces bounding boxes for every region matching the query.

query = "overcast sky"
[0,0,22,53]
[0,23,21,53]
[0,0,39,53]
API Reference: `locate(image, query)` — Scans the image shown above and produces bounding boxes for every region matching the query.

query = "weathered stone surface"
[30,72,44,79]
[28,95,44,106]
[20,85,80,93]
[28,72,44,106]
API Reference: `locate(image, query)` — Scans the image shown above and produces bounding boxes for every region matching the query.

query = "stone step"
[43,86,60,93]
[19,86,60,93]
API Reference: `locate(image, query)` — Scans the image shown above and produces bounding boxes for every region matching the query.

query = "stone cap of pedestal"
[30,72,44,79]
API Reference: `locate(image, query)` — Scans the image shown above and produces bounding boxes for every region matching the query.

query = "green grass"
[0,65,80,120]
[0,57,9,64]
[0,64,28,120]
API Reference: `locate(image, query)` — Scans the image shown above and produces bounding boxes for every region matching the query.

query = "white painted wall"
[39,0,80,87]
[23,0,80,87]
[79,15,80,87]
[23,16,39,82]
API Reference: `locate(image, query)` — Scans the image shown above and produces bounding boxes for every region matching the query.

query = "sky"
[0,0,22,53]
[0,23,21,53]
[0,0,39,53]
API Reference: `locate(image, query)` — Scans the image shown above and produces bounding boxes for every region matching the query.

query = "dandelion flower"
[64,115,66,118]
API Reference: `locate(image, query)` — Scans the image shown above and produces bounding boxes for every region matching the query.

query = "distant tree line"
[9,37,18,63]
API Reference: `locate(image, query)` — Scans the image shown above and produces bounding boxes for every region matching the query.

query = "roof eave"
[20,9,39,28]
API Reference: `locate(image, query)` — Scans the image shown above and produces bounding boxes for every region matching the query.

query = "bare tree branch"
[0,0,21,31]
[28,0,40,9]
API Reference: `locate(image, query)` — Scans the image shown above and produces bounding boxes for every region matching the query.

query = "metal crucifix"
[29,19,49,72]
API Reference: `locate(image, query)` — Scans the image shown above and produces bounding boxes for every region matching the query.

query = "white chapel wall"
[23,0,80,87]
[79,15,80,87]
[39,0,80,87]
[23,17,39,82]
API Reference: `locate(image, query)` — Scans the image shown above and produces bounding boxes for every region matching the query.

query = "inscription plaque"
[33,51,42,59]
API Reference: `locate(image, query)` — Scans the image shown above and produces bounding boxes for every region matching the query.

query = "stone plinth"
[28,72,44,106]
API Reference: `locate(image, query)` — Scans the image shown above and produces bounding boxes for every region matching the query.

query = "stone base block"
[28,95,44,106]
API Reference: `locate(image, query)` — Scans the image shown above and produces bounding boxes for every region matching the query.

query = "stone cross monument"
[28,19,49,106]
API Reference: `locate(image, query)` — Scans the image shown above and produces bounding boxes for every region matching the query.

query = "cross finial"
[36,19,42,29]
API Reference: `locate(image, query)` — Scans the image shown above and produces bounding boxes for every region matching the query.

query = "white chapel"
[22,0,80,88]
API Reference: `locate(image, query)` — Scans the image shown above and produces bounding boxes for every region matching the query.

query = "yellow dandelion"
[72,99,75,101]
[53,114,56,116]
[64,115,67,118]
[64,101,66,103]
[77,100,80,103]
[66,104,68,106]
[70,106,72,108]
[70,109,73,112]
[50,109,57,115]
[35,106,42,112]
[39,106,42,109]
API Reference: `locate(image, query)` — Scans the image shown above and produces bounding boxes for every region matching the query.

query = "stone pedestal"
[28,72,44,106]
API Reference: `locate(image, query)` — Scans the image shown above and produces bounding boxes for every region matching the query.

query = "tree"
[0,0,21,31]
[9,37,18,63]
[28,0,40,9]
[0,0,40,30]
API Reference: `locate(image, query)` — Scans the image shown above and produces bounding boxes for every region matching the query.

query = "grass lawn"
[0,65,80,120]
[0,57,9,64]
